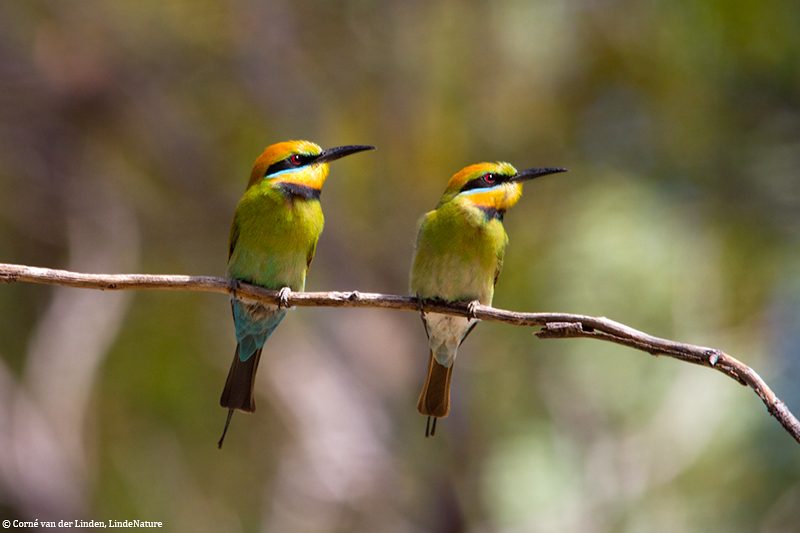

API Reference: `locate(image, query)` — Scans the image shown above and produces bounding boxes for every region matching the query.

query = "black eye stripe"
[459,173,511,193]
[264,154,315,177]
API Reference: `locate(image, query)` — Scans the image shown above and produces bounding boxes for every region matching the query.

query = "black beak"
[315,145,376,164]
[510,167,568,183]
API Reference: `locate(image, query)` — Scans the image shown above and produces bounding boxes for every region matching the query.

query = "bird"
[410,161,567,437]
[218,140,375,447]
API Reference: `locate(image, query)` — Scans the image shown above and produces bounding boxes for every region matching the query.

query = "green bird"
[219,140,374,447]
[410,161,567,436]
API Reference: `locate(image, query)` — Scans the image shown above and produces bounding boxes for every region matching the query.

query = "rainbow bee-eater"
[410,162,567,436]
[219,140,375,447]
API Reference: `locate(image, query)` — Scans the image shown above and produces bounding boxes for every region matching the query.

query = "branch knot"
[536,322,586,338]
[706,349,722,367]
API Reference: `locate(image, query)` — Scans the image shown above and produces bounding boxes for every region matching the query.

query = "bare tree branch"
[1,262,798,445]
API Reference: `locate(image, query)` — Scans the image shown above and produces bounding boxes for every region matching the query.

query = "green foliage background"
[1,0,800,531]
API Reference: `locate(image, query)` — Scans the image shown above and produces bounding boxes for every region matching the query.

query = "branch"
[2,262,798,444]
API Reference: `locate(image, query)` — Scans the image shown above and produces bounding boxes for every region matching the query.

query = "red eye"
[483,174,495,183]
[290,154,303,165]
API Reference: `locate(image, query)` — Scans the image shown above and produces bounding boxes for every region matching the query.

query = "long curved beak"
[510,167,568,183]
[315,145,376,164]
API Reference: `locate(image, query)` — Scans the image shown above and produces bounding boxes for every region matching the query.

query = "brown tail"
[417,350,453,418]
[220,345,263,412]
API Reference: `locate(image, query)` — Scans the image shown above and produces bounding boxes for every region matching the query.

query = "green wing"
[493,246,504,288]
[306,240,317,269]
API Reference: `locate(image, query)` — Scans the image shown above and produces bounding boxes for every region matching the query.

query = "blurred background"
[1,0,800,531]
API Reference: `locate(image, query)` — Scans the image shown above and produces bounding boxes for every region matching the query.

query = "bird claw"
[416,295,431,339]
[416,294,426,318]
[229,279,241,298]
[277,287,292,309]
[467,300,480,319]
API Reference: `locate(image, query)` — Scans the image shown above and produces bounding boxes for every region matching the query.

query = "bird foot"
[277,287,292,309]
[414,294,425,321]
[229,278,241,298]
[417,294,426,318]
[417,295,431,338]
[467,300,480,319]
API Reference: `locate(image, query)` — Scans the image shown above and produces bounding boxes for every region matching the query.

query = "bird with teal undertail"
[218,140,375,447]
[410,162,567,436]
